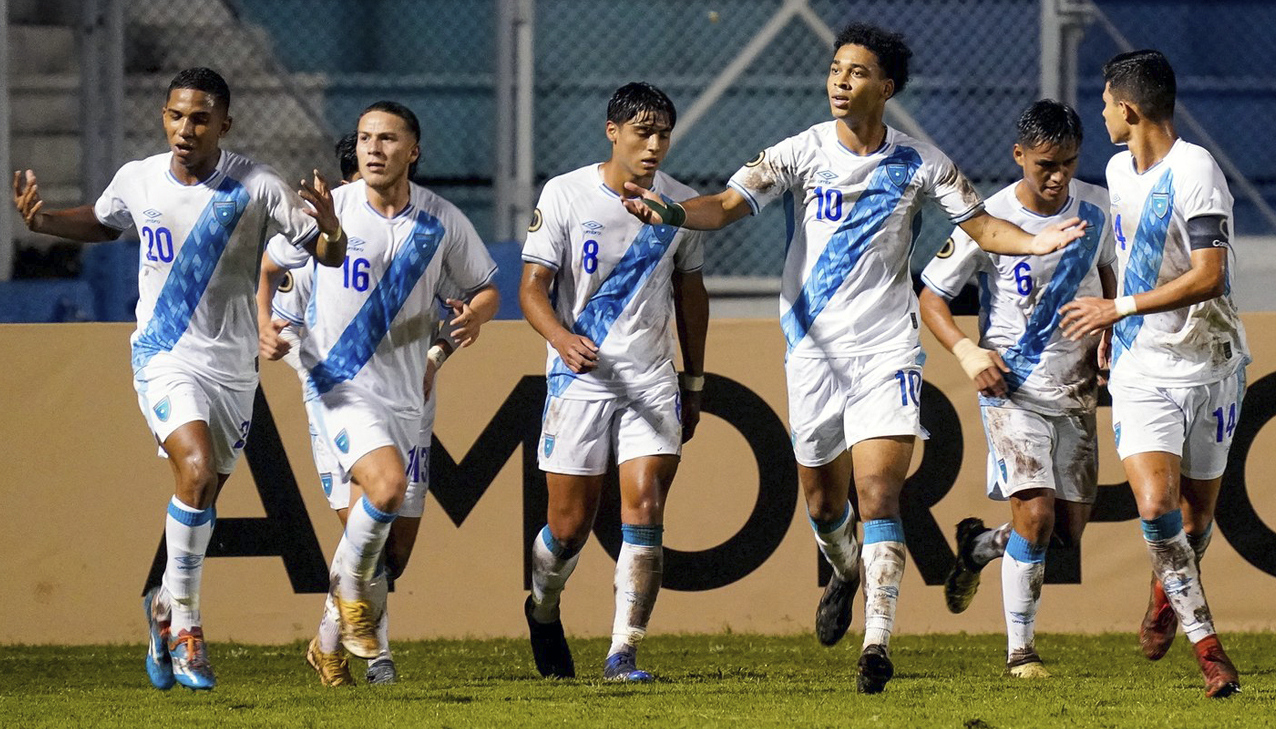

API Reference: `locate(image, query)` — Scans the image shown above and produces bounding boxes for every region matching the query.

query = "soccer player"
[622,24,1086,693]
[919,100,1116,678]
[10,67,345,691]
[258,100,499,681]
[1059,50,1247,698]
[519,82,709,682]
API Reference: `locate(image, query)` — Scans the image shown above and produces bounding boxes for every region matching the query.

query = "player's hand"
[12,170,45,231]
[1029,217,1088,255]
[1059,296,1119,341]
[299,169,340,238]
[423,359,438,402]
[621,182,665,225]
[975,350,1010,399]
[259,318,291,360]
[1096,327,1112,386]
[551,331,599,373]
[680,389,702,443]
[446,298,484,347]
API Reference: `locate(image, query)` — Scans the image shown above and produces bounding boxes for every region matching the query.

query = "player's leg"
[307,401,357,686]
[1003,488,1054,678]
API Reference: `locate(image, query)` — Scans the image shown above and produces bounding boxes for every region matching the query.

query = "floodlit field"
[3,633,1274,727]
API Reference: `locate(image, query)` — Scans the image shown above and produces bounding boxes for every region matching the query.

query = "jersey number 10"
[813,187,844,221]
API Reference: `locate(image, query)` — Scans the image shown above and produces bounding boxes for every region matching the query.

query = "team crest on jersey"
[997,458,1008,482]
[886,164,909,187]
[528,208,543,233]
[936,237,955,258]
[543,434,555,457]
[213,201,237,227]
[334,429,350,454]
[582,220,604,234]
[1151,193,1170,219]
[745,151,766,167]
[320,473,333,497]
[278,271,294,293]
[153,396,171,422]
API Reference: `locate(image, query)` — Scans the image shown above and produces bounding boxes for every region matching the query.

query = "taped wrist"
[640,198,687,227]
[952,338,996,381]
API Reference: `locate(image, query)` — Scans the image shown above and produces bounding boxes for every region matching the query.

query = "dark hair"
[167,67,231,111]
[1016,99,1083,149]
[833,23,912,96]
[607,82,677,130]
[1102,49,1176,122]
[358,100,421,178]
[335,132,358,181]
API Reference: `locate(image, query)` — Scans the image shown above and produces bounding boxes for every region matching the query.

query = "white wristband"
[1114,295,1138,318]
[679,372,705,392]
[951,338,996,382]
[427,343,450,370]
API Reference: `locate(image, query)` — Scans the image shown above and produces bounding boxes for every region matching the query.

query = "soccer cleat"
[142,587,175,690]
[856,643,894,694]
[1193,635,1241,699]
[331,575,382,659]
[604,648,653,682]
[366,658,398,685]
[944,517,989,614]
[815,571,859,647]
[1139,574,1177,660]
[168,627,216,691]
[1007,648,1051,679]
[306,636,356,687]
[524,596,575,678]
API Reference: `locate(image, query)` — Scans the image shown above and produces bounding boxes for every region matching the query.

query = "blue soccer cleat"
[366,657,398,685]
[604,648,653,682]
[142,587,175,690]
[169,627,216,691]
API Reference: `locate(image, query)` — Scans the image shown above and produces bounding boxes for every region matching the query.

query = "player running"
[1059,50,1247,698]
[10,67,346,691]
[920,100,1116,678]
[622,24,1086,693]
[259,100,499,682]
[519,82,709,682]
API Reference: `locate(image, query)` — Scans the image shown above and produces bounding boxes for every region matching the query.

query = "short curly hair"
[833,23,913,96]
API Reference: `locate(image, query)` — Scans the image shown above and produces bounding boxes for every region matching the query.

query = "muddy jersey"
[1107,139,1249,386]
[727,122,984,358]
[94,150,318,387]
[922,179,1115,414]
[521,164,704,400]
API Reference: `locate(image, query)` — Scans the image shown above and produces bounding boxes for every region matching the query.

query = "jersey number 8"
[582,239,599,274]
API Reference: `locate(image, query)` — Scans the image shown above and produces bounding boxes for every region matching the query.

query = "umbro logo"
[348,237,366,252]
[582,220,604,233]
[815,170,838,183]
[143,208,162,221]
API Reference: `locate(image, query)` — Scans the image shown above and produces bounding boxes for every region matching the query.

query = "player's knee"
[806,498,845,525]
[547,514,592,550]
[174,455,218,507]
[853,477,901,521]
[1134,491,1178,522]
[364,472,408,514]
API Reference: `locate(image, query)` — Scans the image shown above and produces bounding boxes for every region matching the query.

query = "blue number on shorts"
[405,446,420,482]
[1115,214,1127,250]
[582,239,599,274]
[895,369,921,406]
[1213,402,1238,442]
[142,226,175,263]
[342,256,371,291]
[233,419,250,449]
[1013,261,1033,296]
[813,187,844,221]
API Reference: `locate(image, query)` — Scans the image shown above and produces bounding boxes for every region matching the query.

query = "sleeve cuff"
[268,245,310,270]
[272,306,304,326]
[948,203,985,224]
[920,274,960,301]
[727,180,761,215]
[521,253,559,271]
[461,266,499,297]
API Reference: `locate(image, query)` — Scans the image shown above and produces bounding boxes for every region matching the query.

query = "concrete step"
[11,132,82,189]
[8,25,79,76]
[10,86,80,134]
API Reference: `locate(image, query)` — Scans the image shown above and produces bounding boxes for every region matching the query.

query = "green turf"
[2,633,1273,727]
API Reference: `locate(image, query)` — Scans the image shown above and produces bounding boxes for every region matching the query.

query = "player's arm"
[444,284,500,348]
[673,269,709,442]
[958,210,1087,256]
[257,254,292,361]
[12,171,122,241]
[297,170,347,267]
[621,185,752,231]
[918,286,1010,398]
[1095,263,1119,380]
[519,262,598,373]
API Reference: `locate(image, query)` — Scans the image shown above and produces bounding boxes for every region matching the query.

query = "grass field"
[2,633,1274,727]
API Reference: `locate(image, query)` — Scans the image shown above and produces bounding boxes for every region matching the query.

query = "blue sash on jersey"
[308,209,445,395]
[1002,200,1108,392]
[1113,169,1175,365]
[779,147,922,352]
[131,176,250,370]
[547,220,680,398]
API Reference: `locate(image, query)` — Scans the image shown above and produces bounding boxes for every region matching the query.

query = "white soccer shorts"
[1109,368,1246,480]
[133,353,255,475]
[785,345,928,468]
[981,404,1098,503]
[307,381,431,517]
[538,375,682,476]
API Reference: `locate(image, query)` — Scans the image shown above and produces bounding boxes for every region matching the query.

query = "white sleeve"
[920,227,989,300]
[256,166,320,248]
[673,230,704,273]
[1178,155,1232,222]
[266,232,312,269]
[726,136,800,214]
[521,181,569,270]
[1097,211,1118,269]
[921,149,984,223]
[271,267,307,326]
[441,208,498,296]
[92,163,138,231]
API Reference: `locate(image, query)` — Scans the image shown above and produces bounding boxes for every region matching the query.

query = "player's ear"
[881,78,895,101]
[1119,100,1137,125]
[605,120,619,144]
[1012,143,1024,167]
[220,115,233,137]
[410,143,421,165]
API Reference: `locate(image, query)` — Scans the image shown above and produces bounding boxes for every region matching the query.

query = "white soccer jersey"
[922,180,1116,413]
[1106,139,1249,386]
[95,150,318,388]
[266,180,497,414]
[522,164,704,400]
[728,122,984,357]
